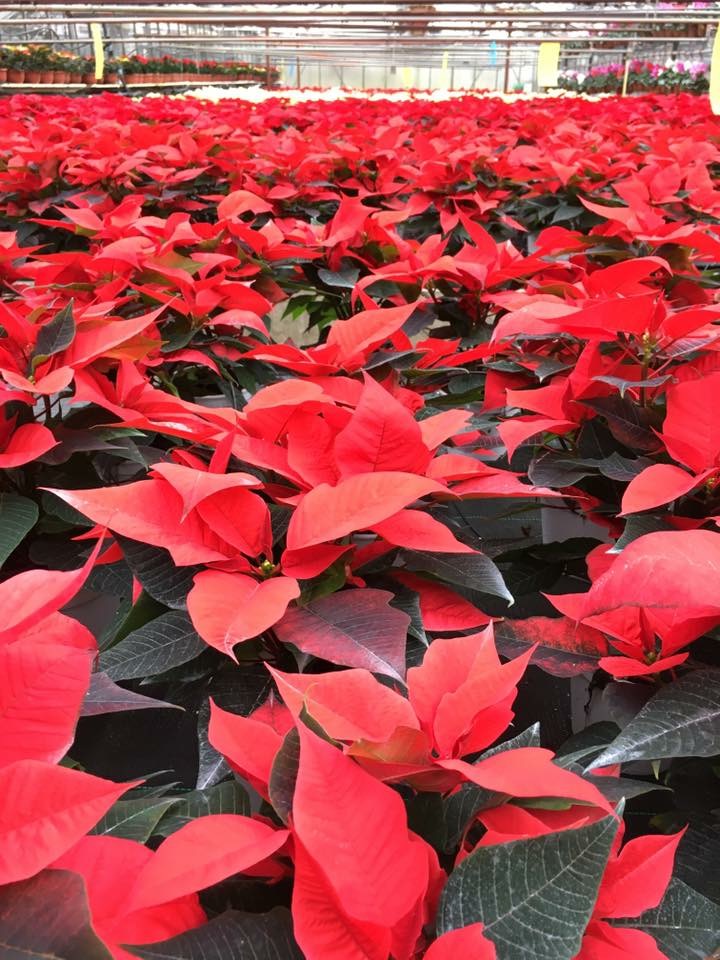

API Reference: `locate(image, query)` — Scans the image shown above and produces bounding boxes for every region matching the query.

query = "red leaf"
[326,302,419,367]
[286,472,445,550]
[372,510,473,553]
[662,372,720,473]
[52,835,205,958]
[208,699,291,795]
[218,189,272,218]
[578,530,720,621]
[392,572,491,630]
[439,748,612,813]
[292,838,391,960]
[594,831,684,919]
[0,761,135,884]
[418,409,472,451]
[150,461,261,518]
[620,464,710,515]
[407,625,529,757]
[187,571,300,658]
[497,417,577,461]
[45,480,230,566]
[333,374,430,477]
[577,920,668,960]
[0,541,100,642]
[425,925,497,959]
[280,544,352,580]
[495,616,609,677]
[0,423,57,467]
[273,588,409,680]
[0,642,92,766]
[269,666,418,743]
[293,725,429,925]
[196,487,272,558]
[126,815,288,912]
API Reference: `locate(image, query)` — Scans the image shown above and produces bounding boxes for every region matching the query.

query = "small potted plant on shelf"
[38,47,54,84]
[6,46,28,84]
[81,54,95,85]
[103,57,119,85]
[0,48,8,84]
[64,53,83,85]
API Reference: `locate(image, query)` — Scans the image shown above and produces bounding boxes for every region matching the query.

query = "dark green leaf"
[126,908,302,959]
[32,300,75,366]
[0,869,112,960]
[437,812,620,960]
[0,493,38,568]
[118,537,201,609]
[612,514,672,553]
[675,816,720,905]
[156,782,250,836]
[100,611,205,680]
[615,878,720,959]
[196,699,230,790]
[582,396,663,453]
[87,561,134,598]
[555,722,621,767]
[401,550,513,605]
[593,373,672,398]
[81,672,182,715]
[268,727,300,825]
[91,797,178,842]
[588,670,720,767]
[317,265,360,288]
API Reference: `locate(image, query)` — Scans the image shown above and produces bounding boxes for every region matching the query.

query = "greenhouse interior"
[1,2,719,959]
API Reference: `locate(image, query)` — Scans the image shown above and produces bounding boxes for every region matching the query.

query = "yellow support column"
[537,42,560,89]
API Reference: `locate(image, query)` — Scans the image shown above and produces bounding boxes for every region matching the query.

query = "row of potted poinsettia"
[0,46,279,86]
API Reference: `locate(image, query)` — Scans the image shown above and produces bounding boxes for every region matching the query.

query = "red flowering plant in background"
[0,89,718,958]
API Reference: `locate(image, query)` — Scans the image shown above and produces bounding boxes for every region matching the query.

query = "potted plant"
[7,47,27,84]
[39,47,54,84]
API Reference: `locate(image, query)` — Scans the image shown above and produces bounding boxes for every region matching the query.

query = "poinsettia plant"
[0,88,718,959]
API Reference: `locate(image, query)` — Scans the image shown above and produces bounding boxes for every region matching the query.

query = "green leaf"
[317,265,360,288]
[268,727,300,825]
[401,549,513,605]
[672,815,720,905]
[81,672,182,715]
[32,300,76,367]
[437,812,620,960]
[593,373,672,398]
[126,907,302,959]
[0,493,38,568]
[611,514,672,553]
[588,669,720,767]
[615,878,720,960]
[196,700,230,790]
[90,797,179,843]
[0,869,112,959]
[99,611,206,680]
[555,721,621,767]
[118,537,201,609]
[156,782,250,837]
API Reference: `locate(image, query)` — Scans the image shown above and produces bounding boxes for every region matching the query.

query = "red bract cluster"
[0,91,718,959]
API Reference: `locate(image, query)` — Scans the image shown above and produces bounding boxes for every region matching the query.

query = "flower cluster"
[560,59,709,94]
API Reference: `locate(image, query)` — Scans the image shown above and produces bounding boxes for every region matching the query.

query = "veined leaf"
[125,908,302,959]
[0,869,112,960]
[99,611,205,680]
[0,493,38,568]
[437,812,620,960]
[588,669,720,767]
